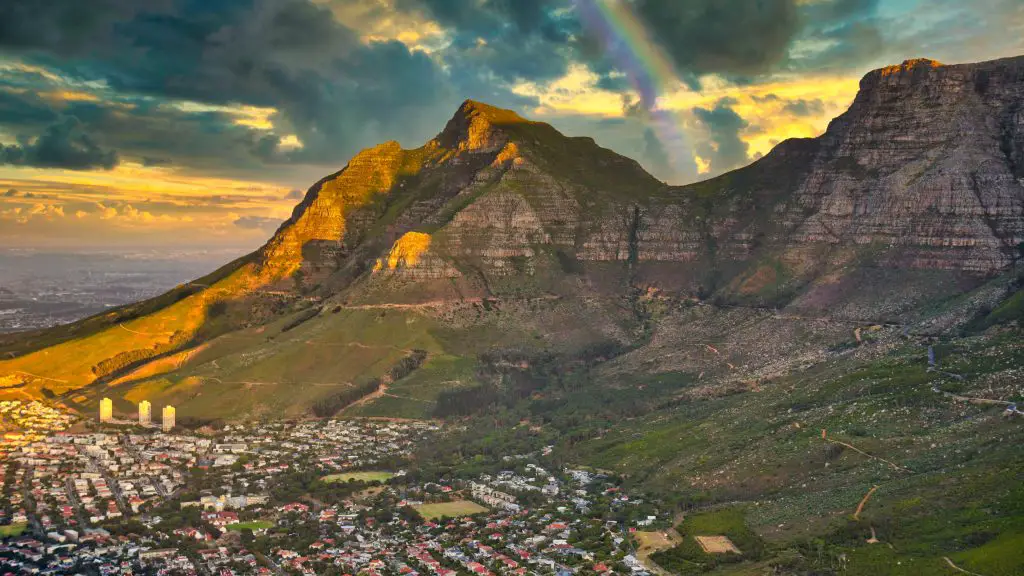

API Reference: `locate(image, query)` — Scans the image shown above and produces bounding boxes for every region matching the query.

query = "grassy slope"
[0,261,265,397]
[0,254,252,358]
[88,287,633,420]
[405,279,1024,575]
[575,328,1024,575]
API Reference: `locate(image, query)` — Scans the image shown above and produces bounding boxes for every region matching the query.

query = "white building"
[99,398,113,423]
[162,405,175,432]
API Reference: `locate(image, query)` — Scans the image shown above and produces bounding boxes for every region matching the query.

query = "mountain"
[1,55,1023,575]
[0,56,1022,418]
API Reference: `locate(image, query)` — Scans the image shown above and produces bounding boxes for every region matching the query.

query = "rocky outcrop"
[259,56,1024,312]
[781,57,1024,272]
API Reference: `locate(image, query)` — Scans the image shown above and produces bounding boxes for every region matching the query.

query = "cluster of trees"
[650,509,766,574]
[311,378,381,417]
[281,307,322,332]
[91,330,189,378]
[311,349,427,417]
[92,348,158,378]
[434,342,633,419]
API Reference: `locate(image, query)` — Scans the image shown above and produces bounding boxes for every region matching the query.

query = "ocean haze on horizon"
[0,248,249,333]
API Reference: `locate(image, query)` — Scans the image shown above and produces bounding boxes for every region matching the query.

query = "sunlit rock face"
[258,57,1024,313]
[374,232,460,279]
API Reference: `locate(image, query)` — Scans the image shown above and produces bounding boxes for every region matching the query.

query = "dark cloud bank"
[0,0,922,181]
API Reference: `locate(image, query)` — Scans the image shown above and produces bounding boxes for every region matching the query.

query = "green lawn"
[0,523,28,538]
[322,471,395,483]
[415,500,489,520]
[226,521,273,531]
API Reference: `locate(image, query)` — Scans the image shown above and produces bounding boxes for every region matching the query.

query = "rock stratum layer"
[269,56,1024,307]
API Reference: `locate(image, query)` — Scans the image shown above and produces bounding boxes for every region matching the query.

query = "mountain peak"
[436,100,529,152]
[455,99,528,124]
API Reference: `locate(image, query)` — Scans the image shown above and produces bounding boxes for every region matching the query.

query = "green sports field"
[322,471,395,483]
[414,500,489,519]
[225,521,273,531]
[0,523,28,537]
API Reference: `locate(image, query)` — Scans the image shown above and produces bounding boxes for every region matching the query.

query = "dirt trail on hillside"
[822,429,911,472]
[382,393,436,404]
[119,324,175,337]
[347,381,389,409]
[853,485,880,520]
[943,557,986,576]
[331,294,562,310]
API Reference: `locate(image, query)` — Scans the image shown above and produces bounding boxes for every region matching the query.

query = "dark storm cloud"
[233,215,282,230]
[398,0,581,95]
[783,98,826,117]
[750,94,826,117]
[1,117,118,170]
[0,0,159,55]
[0,0,458,171]
[633,0,800,87]
[88,100,287,173]
[0,87,60,127]
[783,0,884,71]
[693,98,750,175]
[624,0,887,87]
[141,156,172,167]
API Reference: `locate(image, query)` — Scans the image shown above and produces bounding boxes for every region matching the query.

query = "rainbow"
[575,0,690,177]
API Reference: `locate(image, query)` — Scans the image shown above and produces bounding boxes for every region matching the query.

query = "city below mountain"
[1,55,1023,575]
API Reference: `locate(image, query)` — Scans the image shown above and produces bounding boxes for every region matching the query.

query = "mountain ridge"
[1,55,1023,576]
[0,54,1022,412]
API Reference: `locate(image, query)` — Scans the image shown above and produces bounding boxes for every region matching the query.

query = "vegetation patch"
[649,508,765,574]
[0,523,27,538]
[414,500,489,520]
[322,471,395,483]
[225,521,273,531]
[313,349,428,417]
[281,307,321,333]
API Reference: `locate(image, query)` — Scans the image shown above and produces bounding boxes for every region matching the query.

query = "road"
[20,467,45,539]
[83,451,130,517]
[254,551,286,576]
[120,434,171,498]
[64,476,91,528]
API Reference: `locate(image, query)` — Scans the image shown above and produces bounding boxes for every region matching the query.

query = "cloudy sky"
[0,0,1021,249]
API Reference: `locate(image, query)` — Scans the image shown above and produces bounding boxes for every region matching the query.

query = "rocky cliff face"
[784,57,1024,272]
[257,57,1024,315]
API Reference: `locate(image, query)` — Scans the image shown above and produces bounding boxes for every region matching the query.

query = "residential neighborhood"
[0,401,669,575]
